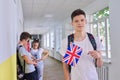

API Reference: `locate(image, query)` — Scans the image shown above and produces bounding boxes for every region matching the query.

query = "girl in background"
[31,39,49,80]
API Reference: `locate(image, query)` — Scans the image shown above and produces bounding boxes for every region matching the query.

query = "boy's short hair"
[71,9,86,21]
[20,32,31,41]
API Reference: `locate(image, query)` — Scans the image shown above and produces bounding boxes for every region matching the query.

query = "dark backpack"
[17,45,25,80]
[68,32,97,73]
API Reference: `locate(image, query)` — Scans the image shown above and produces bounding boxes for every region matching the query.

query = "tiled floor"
[43,56,64,80]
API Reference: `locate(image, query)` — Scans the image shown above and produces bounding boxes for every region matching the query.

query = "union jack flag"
[62,43,82,66]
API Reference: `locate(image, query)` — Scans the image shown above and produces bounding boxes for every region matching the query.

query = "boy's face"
[23,38,30,46]
[72,15,87,32]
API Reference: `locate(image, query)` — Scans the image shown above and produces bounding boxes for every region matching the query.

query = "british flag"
[62,43,82,66]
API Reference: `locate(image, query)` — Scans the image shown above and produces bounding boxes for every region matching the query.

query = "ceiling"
[21,0,108,34]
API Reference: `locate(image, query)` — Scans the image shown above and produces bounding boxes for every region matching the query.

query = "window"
[55,27,62,52]
[90,7,111,59]
[50,30,54,49]
[44,34,47,48]
[31,34,38,40]
[47,33,49,48]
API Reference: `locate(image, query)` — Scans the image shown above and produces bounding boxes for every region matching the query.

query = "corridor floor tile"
[43,56,64,80]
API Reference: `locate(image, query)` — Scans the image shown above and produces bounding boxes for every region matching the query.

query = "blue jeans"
[36,61,44,80]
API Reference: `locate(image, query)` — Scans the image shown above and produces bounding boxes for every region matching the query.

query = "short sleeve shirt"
[59,33,103,80]
[18,45,35,73]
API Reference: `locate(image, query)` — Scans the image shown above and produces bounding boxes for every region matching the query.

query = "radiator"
[97,64,109,80]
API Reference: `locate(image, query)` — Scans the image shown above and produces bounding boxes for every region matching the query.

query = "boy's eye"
[75,20,79,22]
[81,19,84,22]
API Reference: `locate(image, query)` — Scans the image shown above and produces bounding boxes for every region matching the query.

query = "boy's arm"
[96,51,103,68]
[22,55,37,65]
[62,58,70,80]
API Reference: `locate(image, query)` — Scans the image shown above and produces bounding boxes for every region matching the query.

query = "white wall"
[0,0,23,64]
[53,26,62,61]
[109,0,120,79]
[17,0,24,41]
[0,0,17,63]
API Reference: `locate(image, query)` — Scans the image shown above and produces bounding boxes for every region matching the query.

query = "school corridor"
[0,0,120,80]
[43,56,64,80]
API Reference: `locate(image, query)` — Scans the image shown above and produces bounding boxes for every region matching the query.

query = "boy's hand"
[88,50,101,59]
[33,60,37,66]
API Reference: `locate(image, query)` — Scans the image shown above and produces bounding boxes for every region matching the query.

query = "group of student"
[17,32,49,80]
[17,8,103,80]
